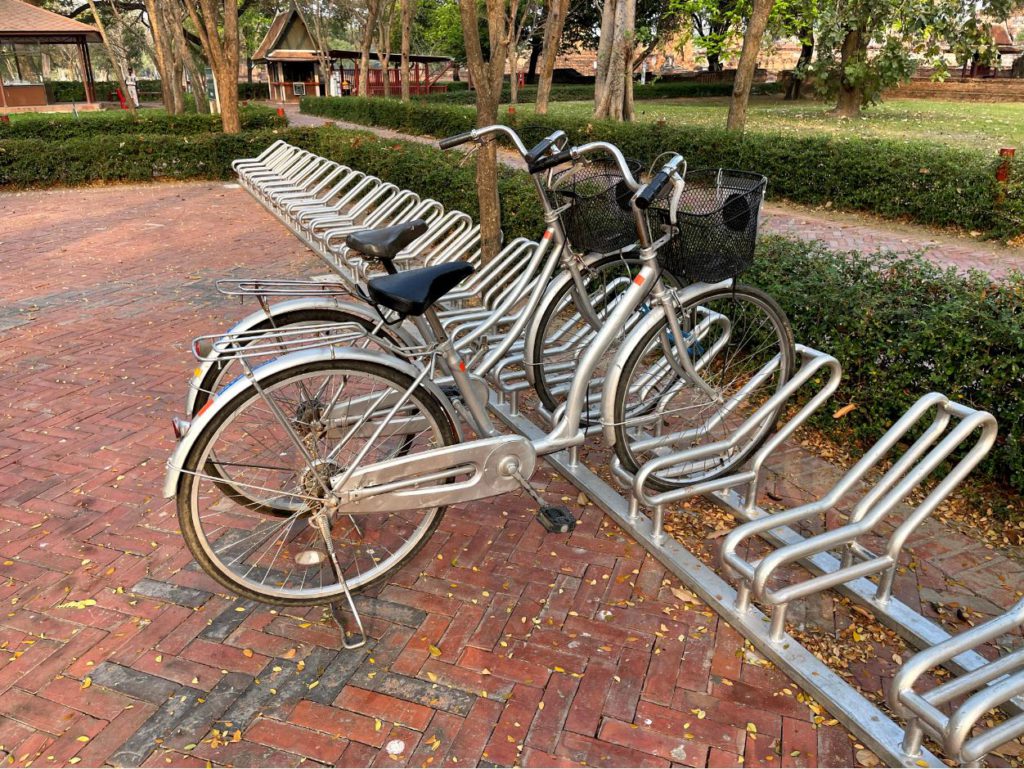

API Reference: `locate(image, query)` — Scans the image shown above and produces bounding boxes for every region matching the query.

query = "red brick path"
[0,183,863,767]
[0,183,1020,768]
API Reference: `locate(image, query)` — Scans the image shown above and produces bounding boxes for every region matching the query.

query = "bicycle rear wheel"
[177,358,457,605]
[611,283,794,490]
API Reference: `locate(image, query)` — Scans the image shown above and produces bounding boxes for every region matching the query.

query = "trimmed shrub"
[44,79,271,103]
[421,80,782,105]
[0,105,286,140]
[0,127,316,187]
[300,96,1024,240]
[748,237,1024,497]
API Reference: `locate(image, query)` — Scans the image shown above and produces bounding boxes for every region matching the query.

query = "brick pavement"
[0,182,1020,768]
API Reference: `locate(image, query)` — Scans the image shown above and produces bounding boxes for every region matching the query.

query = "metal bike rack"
[221,143,1024,766]
[491,344,1018,767]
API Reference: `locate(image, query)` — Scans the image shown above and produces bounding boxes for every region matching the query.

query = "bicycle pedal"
[537,505,576,534]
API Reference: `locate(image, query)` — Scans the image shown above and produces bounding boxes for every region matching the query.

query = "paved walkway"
[0,182,1021,768]
[285,105,1024,280]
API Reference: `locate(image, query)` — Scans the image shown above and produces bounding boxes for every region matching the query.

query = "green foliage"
[811,0,1019,109]
[0,106,286,140]
[300,96,1024,239]
[46,79,161,103]
[0,128,316,188]
[418,80,783,104]
[748,236,1024,498]
[43,80,271,103]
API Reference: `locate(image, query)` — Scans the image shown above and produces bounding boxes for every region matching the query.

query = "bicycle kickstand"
[312,513,367,650]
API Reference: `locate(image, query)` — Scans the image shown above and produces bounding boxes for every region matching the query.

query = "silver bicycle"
[164,134,794,643]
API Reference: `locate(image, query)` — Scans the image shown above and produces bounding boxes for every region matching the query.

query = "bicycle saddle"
[367,261,475,316]
[346,220,428,260]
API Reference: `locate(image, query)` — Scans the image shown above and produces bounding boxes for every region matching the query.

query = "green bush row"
[300,96,1024,240]
[40,79,270,103]
[0,105,286,140]
[0,127,316,187]
[748,237,1024,497]
[422,80,782,105]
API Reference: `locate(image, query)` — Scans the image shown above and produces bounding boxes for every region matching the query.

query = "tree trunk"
[593,0,636,121]
[359,0,381,96]
[85,0,136,114]
[400,0,413,100]
[167,0,204,113]
[593,0,616,109]
[535,0,568,114]
[833,26,864,117]
[374,0,396,97]
[784,31,813,100]
[707,52,722,72]
[458,0,508,260]
[725,0,773,131]
[184,0,241,132]
[142,0,174,109]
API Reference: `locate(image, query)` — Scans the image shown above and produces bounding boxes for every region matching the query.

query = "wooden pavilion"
[0,0,101,111]
[253,9,452,103]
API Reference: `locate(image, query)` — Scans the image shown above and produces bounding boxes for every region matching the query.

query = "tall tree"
[399,0,414,99]
[458,0,508,259]
[140,0,180,110]
[183,0,242,132]
[167,0,206,112]
[671,0,743,71]
[726,0,773,130]
[593,0,637,120]
[85,0,136,113]
[535,0,568,114]
[375,0,398,97]
[358,0,383,95]
[812,0,1018,117]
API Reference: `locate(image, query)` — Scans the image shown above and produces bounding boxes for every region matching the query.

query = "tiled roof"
[0,0,100,37]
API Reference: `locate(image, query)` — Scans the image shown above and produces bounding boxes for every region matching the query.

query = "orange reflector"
[197,398,215,418]
[459,360,467,372]
[543,230,553,240]
[633,274,645,286]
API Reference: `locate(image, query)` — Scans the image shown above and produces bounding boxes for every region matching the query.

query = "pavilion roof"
[0,0,101,41]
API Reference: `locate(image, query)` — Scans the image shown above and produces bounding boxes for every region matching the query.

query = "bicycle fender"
[599,303,670,448]
[165,346,462,499]
[184,297,418,414]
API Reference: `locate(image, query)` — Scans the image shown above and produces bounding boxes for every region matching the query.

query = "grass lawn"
[511,96,1024,152]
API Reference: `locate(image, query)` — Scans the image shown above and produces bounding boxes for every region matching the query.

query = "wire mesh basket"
[648,168,767,283]
[549,159,644,254]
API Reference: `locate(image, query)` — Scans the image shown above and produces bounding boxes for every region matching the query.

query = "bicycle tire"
[177,357,457,606]
[611,283,794,491]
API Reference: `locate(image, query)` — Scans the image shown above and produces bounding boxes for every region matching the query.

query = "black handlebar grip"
[439,131,474,150]
[531,148,574,172]
[634,170,670,210]
[525,136,558,169]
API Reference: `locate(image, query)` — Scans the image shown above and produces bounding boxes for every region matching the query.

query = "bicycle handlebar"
[524,131,569,171]
[634,155,686,211]
[438,131,475,150]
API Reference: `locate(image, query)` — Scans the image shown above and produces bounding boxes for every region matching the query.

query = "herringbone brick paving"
[0,183,1020,768]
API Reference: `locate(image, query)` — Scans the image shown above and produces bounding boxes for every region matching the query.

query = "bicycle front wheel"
[612,283,794,490]
[177,358,457,605]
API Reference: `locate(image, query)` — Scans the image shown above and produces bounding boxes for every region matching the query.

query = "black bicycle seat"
[366,261,475,316]
[346,220,429,260]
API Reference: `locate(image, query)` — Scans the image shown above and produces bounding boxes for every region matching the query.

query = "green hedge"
[748,237,1024,497]
[300,96,1024,240]
[0,105,286,140]
[421,80,783,105]
[0,127,315,187]
[42,79,271,103]
[4,122,1021,501]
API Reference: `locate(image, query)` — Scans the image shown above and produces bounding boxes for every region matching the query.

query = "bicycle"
[164,131,793,646]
